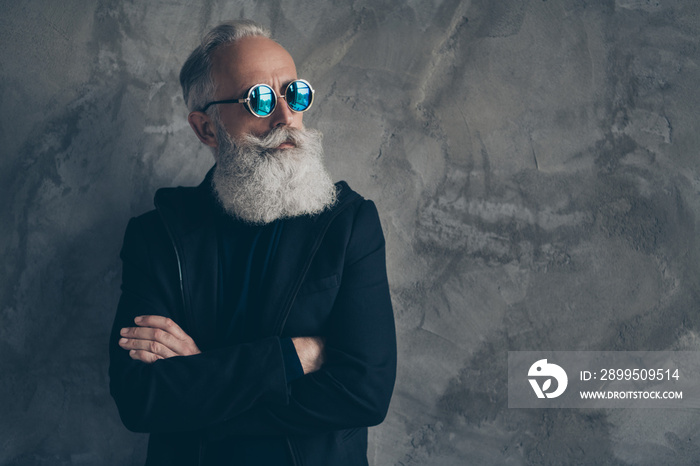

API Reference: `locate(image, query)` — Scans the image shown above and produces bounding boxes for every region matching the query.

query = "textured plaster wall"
[2,0,700,464]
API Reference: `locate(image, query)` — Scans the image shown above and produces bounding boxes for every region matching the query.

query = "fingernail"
[135,316,143,323]
[119,338,128,345]
[129,350,136,356]
[120,328,128,336]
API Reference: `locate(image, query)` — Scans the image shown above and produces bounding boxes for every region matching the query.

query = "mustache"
[239,126,306,150]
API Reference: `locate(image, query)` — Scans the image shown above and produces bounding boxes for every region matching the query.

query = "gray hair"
[179,20,271,113]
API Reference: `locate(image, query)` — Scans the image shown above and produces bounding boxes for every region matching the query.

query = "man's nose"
[269,98,295,128]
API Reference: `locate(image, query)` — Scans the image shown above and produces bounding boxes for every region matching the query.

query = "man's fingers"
[128,349,163,364]
[119,316,202,359]
[133,315,190,340]
[120,316,202,358]
[119,337,178,359]
[120,326,180,352]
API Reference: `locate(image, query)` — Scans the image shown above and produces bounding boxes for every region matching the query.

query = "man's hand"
[119,315,201,364]
[292,336,326,374]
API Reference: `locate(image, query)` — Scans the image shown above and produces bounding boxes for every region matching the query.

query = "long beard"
[212,123,337,225]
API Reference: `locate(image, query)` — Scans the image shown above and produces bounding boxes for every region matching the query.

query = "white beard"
[212,123,337,225]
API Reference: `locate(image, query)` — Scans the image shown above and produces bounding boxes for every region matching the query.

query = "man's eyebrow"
[232,78,300,97]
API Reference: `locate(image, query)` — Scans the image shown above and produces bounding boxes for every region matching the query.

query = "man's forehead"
[210,36,297,92]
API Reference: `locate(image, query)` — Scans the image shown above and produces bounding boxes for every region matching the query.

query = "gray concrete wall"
[2,0,699,464]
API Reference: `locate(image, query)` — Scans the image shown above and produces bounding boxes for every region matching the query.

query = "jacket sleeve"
[109,216,292,433]
[205,199,397,438]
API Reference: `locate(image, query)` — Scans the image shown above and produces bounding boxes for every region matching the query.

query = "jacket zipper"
[286,437,300,466]
[156,207,187,321]
[156,207,205,463]
[279,214,340,466]
[276,199,358,466]
[271,199,357,335]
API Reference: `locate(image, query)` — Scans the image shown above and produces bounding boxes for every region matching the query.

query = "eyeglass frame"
[199,79,315,117]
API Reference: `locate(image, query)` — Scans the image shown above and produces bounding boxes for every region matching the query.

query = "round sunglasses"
[200,79,314,117]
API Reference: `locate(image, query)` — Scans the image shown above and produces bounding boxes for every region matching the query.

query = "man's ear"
[187,111,218,148]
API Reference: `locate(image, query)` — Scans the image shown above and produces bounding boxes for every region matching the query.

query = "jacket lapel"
[178,220,219,350]
[250,181,359,338]
[155,175,220,350]
[246,214,322,339]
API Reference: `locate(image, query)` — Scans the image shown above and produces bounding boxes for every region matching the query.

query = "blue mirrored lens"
[286,81,312,112]
[250,85,275,116]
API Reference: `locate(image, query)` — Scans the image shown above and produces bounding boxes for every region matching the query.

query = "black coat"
[109,174,397,465]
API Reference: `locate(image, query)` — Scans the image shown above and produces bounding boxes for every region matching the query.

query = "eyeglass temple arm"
[200,97,249,113]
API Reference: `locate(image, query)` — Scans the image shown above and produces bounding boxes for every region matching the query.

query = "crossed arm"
[110,199,396,435]
[118,315,325,374]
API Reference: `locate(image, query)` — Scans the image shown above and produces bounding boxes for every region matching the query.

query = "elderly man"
[109,19,396,466]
